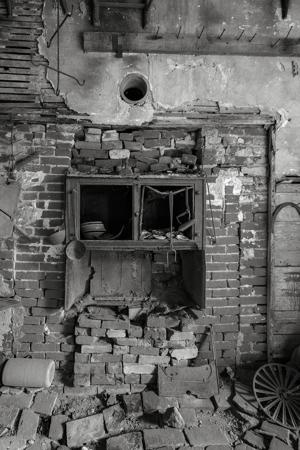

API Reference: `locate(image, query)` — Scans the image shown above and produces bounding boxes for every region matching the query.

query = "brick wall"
[0,122,268,388]
[0,123,77,384]
[202,126,268,367]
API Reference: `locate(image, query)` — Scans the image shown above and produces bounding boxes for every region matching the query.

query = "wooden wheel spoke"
[289,388,300,394]
[255,375,278,392]
[258,395,279,403]
[283,368,291,389]
[272,400,282,421]
[255,388,277,396]
[277,365,285,388]
[255,379,277,392]
[261,366,280,388]
[269,365,281,388]
[287,384,300,395]
[263,398,281,411]
[282,399,287,426]
[288,398,300,416]
[285,402,297,428]
[259,366,276,386]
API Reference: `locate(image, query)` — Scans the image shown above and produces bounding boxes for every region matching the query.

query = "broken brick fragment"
[243,430,266,450]
[122,393,143,416]
[17,409,39,441]
[66,413,105,448]
[162,407,185,429]
[32,391,58,416]
[143,428,186,449]
[269,437,294,450]
[106,431,144,450]
[103,403,126,434]
[185,420,229,447]
[0,405,19,429]
[48,414,68,441]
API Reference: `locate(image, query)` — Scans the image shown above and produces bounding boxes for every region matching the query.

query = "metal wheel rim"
[253,363,300,429]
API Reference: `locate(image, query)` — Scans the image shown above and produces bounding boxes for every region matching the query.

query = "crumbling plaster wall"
[40,0,300,178]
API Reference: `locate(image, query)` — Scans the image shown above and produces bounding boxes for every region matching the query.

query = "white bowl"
[81,221,106,232]
[82,230,105,240]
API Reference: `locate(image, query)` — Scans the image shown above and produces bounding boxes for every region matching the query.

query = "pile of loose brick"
[72,128,200,174]
[0,378,294,450]
[74,306,205,390]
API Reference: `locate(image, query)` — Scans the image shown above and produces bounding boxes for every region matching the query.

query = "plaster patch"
[166,58,204,73]
[16,200,43,226]
[208,169,243,206]
[237,331,244,347]
[241,232,256,245]
[216,64,231,90]
[17,171,45,189]
[242,248,255,260]
[44,245,64,262]
[239,194,254,205]
[0,308,12,351]
[11,306,25,342]
[79,1,88,16]
[43,219,50,228]
[238,211,244,222]
[276,108,290,130]
[0,274,14,298]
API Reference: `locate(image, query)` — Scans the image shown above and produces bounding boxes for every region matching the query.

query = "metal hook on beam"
[218,28,226,40]
[154,26,161,40]
[176,25,182,39]
[248,32,257,42]
[271,25,293,48]
[31,58,85,87]
[285,24,293,39]
[236,29,245,40]
[196,26,205,50]
[271,38,281,48]
[198,26,205,40]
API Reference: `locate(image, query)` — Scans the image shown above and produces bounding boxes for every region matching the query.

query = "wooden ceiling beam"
[83,31,300,57]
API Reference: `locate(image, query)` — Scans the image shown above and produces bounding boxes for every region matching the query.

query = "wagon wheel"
[253,363,300,429]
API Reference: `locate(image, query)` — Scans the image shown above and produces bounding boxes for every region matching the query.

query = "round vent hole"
[120,73,149,105]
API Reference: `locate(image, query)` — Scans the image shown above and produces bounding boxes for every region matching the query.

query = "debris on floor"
[0,369,298,450]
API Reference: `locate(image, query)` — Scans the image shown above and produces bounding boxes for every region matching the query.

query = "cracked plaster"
[209,169,243,207]
[40,0,300,178]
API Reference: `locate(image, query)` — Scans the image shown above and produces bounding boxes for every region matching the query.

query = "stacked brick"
[74,307,211,392]
[72,128,201,174]
[202,126,268,366]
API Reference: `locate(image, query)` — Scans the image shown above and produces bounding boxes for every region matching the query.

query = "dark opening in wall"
[142,185,194,240]
[120,73,149,105]
[80,185,132,239]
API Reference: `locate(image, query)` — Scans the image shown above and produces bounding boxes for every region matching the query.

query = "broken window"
[140,185,194,241]
[65,175,206,310]
[80,185,133,240]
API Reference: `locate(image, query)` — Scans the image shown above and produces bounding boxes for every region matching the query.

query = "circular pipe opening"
[120,73,149,105]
